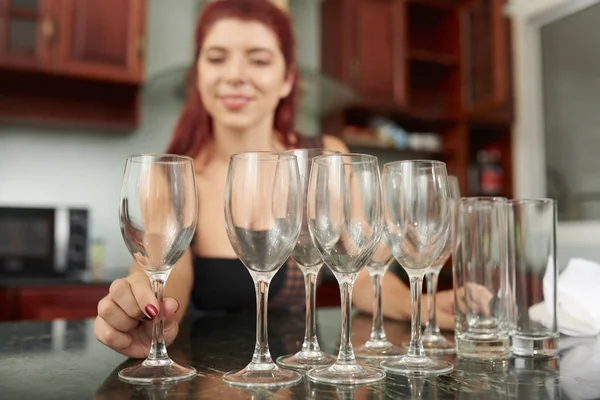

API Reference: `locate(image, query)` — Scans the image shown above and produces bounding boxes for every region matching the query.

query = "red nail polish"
[145,304,158,319]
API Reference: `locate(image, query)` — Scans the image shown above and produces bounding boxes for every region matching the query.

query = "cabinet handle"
[41,16,55,45]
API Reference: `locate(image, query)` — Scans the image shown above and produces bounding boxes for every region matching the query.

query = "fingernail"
[145,305,159,319]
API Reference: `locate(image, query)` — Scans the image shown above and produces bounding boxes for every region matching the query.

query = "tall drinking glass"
[222,152,303,388]
[118,154,198,384]
[508,199,559,357]
[380,160,454,376]
[306,153,386,385]
[420,175,460,353]
[354,238,404,359]
[453,197,511,359]
[276,149,337,370]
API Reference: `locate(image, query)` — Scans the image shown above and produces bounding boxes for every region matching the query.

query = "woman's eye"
[207,57,225,64]
[250,59,270,67]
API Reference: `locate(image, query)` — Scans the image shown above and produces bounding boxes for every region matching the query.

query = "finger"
[128,273,160,320]
[161,298,180,345]
[94,316,133,350]
[97,296,139,332]
[109,278,148,320]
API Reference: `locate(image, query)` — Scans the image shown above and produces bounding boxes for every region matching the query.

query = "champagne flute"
[380,160,453,376]
[223,152,303,388]
[306,153,386,385]
[354,237,404,359]
[118,154,198,384]
[276,149,337,370]
[402,175,460,353]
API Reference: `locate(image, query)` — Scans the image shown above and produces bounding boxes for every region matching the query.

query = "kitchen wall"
[0,0,322,274]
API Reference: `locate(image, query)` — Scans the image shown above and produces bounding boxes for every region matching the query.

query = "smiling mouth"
[219,95,252,111]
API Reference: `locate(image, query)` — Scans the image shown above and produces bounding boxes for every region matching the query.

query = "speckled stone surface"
[0,308,597,399]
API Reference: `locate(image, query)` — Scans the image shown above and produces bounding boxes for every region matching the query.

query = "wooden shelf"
[342,135,449,160]
[409,49,459,66]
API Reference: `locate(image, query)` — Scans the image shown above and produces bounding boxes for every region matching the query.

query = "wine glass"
[118,154,198,384]
[276,149,337,370]
[223,151,303,388]
[402,175,460,353]
[380,160,453,376]
[354,237,404,359]
[306,153,386,385]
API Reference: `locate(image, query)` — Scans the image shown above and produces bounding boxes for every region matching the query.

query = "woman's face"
[197,18,293,132]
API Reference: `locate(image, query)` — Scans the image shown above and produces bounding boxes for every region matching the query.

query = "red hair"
[166,0,300,158]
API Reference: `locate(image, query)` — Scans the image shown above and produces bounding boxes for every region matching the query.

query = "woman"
[94,0,455,359]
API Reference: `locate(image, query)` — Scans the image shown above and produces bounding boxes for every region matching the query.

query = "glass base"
[402,333,455,354]
[355,339,405,359]
[307,362,386,385]
[118,358,197,384]
[456,333,509,359]
[510,333,559,357]
[223,362,302,388]
[276,349,336,370]
[380,355,454,377]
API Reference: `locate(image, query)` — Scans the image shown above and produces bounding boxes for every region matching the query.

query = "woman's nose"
[223,58,246,84]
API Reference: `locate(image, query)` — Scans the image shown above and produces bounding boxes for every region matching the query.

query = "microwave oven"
[0,207,89,277]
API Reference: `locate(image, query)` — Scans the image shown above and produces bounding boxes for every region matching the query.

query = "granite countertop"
[0,308,598,399]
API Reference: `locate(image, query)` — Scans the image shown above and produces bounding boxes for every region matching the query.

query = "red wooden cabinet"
[0,0,53,70]
[0,0,147,129]
[0,283,108,321]
[322,0,408,109]
[55,0,146,84]
[461,0,511,120]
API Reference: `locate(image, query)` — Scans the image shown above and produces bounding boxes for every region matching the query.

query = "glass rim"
[508,198,556,206]
[312,153,378,165]
[281,148,341,156]
[383,160,447,170]
[229,151,297,162]
[126,153,194,165]
[460,196,508,203]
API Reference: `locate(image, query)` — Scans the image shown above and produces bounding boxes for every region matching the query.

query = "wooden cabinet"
[55,0,145,83]
[321,0,514,198]
[322,0,408,109]
[0,283,108,321]
[0,0,147,129]
[0,0,146,82]
[461,0,510,117]
[353,0,407,106]
[0,0,52,70]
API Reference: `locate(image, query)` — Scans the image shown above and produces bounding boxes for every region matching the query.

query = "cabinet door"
[352,0,407,106]
[55,0,146,83]
[462,0,508,115]
[0,0,54,70]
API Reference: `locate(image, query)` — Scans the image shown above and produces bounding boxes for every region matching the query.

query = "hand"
[423,288,456,331]
[94,272,180,359]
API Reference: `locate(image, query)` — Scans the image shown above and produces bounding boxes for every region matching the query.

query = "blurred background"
[0,0,598,320]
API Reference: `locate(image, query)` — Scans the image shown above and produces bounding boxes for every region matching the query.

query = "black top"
[190,257,287,312]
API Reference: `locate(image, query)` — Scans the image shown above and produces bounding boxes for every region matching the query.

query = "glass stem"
[145,276,170,366]
[337,279,356,365]
[301,269,321,353]
[424,270,440,336]
[369,273,387,342]
[407,275,426,359]
[251,279,273,365]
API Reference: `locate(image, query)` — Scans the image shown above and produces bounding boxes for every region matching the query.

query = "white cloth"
[529,258,600,337]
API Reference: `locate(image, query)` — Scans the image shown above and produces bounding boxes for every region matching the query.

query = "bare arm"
[353,269,412,320]
[353,269,457,331]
